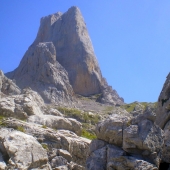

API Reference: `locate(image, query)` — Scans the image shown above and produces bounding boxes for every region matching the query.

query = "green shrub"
[0,115,7,127]
[104,106,114,114]
[42,125,47,129]
[57,107,100,125]
[81,129,97,140]
[121,102,157,113]
[17,126,25,133]
[41,143,49,150]
[126,120,132,127]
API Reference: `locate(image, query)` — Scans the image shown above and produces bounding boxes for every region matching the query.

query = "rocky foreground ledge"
[86,73,170,170]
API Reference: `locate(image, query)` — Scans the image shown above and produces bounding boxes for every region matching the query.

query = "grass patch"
[16,126,25,133]
[0,115,7,127]
[126,120,132,127]
[57,107,100,124]
[81,129,97,140]
[121,102,157,113]
[41,143,49,150]
[0,115,5,120]
[42,125,47,129]
[103,106,114,114]
[121,103,137,112]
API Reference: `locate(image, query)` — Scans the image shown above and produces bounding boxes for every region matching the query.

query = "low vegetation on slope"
[121,102,157,113]
[57,107,99,139]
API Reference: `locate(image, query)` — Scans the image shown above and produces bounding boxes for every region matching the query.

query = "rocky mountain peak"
[6,6,124,105]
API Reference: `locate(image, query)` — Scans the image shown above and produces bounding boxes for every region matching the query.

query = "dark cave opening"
[159,162,170,170]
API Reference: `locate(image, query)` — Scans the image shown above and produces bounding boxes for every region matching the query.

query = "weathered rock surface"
[6,42,74,104]
[87,110,164,169]
[2,118,90,168]
[0,88,44,119]
[106,144,158,170]
[6,6,123,105]
[97,81,124,105]
[33,6,103,97]
[156,73,170,129]
[95,114,130,146]
[131,106,156,125]
[0,70,21,96]
[123,120,163,167]
[0,128,48,169]
[87,143,158,170]
[162,120,170,163]
[28,114,82,135]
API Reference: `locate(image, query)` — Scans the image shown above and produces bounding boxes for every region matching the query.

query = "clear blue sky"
[1,1,170,103]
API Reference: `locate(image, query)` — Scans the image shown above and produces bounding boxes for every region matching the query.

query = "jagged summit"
[6,6,124,105]
[33,6,102,96]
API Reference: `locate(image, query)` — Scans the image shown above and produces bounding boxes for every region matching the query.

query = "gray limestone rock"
[131,107,156,125]
[156,73,170,128]
[0,128,48,169]
[123,120,163,167]
[3,118,90,167]
[27,114,82,135]
[0,88,44,119]
[162,120,170,163]
[6,42,74,105]
[6,6,123,105]
[89,139,107,155]
[107,155,158,170]
[97,81,124,105]
[58,149,72,163]
[33,6,102,97]
[0,70,21,96]
[87,143,158,170]
[95,114,130,146]
[86,146,107,170]
[50,156,67,168]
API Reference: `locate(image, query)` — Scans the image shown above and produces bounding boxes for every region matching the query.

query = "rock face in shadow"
[155,73,170,166]
[6,6,124,105]
[156,73,170,129]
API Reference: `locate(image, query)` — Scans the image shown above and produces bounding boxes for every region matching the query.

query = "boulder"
[3,118,90,167]
[50,156,67,168]
[86,146,107,170]
[89,139,107,155]
[0,88,44,119]
[131,107,156,125]
[123,120,163,167]
[87,143,158,170]
[27,114,82,135]
[58,149,72,163]
[95,114,130,146]
[0,128,48,169]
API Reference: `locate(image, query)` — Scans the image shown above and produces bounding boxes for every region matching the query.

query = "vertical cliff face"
[156,73,170,129]
[6,6,124,105]
[33,6,102,96]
